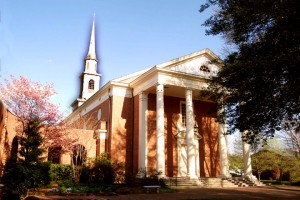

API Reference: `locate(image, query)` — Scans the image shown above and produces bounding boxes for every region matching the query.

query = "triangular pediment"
[157,49,222,77]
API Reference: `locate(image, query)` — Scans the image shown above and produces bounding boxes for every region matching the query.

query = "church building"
[0,16,257,186]
[64,16,234,181]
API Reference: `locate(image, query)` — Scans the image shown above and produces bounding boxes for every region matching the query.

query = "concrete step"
[168,178,202,186]
[223,177,265,187]
[167,177,265,188]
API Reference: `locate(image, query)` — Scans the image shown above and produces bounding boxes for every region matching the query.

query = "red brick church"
[1,17,258,186]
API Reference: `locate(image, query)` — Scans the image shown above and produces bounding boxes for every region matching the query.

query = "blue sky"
[0,0,225,114]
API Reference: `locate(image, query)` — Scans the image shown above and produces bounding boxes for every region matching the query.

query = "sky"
[0,0,225,115]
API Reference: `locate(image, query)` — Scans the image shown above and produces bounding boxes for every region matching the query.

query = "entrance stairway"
[222,177,265,187]
[168,177,202,188]
[167,177,265,188]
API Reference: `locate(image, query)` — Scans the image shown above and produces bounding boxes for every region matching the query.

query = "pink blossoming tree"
[0,75,76,154]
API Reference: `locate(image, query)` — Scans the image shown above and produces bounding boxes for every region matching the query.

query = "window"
[180,102,186,126]
[200,65,210,73]
[72,144,87,166]
[88,79,95,90]
[48,146,62,164]
[180,101,196,127]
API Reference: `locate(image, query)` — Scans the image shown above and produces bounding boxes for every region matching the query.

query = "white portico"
[130,49,231,178]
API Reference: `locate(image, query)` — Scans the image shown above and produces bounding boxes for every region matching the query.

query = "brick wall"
[110,96,133,173]
[147,93,220,177]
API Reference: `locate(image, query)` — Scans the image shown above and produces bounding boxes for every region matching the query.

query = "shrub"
[113,162,125,183]
[125,172,138,186]
[2,160,51,198]
[92,154,115,184]
[49,164,73,183]
[79,165,92,184]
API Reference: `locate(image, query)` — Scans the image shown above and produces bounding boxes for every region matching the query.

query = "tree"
[251,140,300,182]
[252,150,278,181]
[0,75,77,198]
[2,117,51,199]
[0,75,75,154]
[200,0,300,143]
[281,121,300,157]
[19,117,44,163]
[71,144,87,183]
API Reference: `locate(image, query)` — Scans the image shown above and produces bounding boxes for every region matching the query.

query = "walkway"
[33,186,300,200]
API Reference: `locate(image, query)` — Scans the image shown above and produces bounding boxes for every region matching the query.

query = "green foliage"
[2,117,51,197]
[59,185,66,193]
[92,154,116,184]
[228,154,243,176]
[124,172,138,187]
[289,159,300,182]
[113,162,125,183]
[79,165,92,183]
[252,150,278,181]
[279,156,300,182]
[252,149,300,182]
[49,164,73,183]
[2,160,51,196]
[200,0,300,143]
[19,117,44,163]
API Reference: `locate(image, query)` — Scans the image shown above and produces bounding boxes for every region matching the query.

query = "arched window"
[48,146,62,164]
[200,65,210,73]
[72,144,87,166]
[88,79,95,90]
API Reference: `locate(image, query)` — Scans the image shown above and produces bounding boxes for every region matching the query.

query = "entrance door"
[177,140,200,177]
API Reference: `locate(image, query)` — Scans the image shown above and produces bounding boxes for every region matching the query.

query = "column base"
[157,174,167,179]
[136,172,146,178]
[243,174,257,181]
[186,174,199,180]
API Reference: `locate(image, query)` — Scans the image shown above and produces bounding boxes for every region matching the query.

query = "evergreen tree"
[2,117,50,199]
[19,118,44,164]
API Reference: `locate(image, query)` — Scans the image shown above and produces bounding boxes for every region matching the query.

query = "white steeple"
[86,13,97,61]
[71,14,102,111]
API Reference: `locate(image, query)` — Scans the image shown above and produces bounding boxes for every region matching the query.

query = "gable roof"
[112,48,222,86]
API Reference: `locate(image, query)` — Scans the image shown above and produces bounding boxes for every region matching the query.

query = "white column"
[138,92,148,177]
[185,89,197,179]
[156,84,165,177]
[218,104,230,178]
[242,132,253,179]
[195,141,200,177]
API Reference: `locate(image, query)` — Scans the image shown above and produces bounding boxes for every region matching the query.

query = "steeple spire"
[71,13,102,111]
[86,13,97,61]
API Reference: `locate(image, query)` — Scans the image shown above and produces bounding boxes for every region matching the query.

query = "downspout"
[131,88,135,174]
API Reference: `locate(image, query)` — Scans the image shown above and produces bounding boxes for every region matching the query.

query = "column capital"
[139,92,148,101]
[156,84,164,93]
